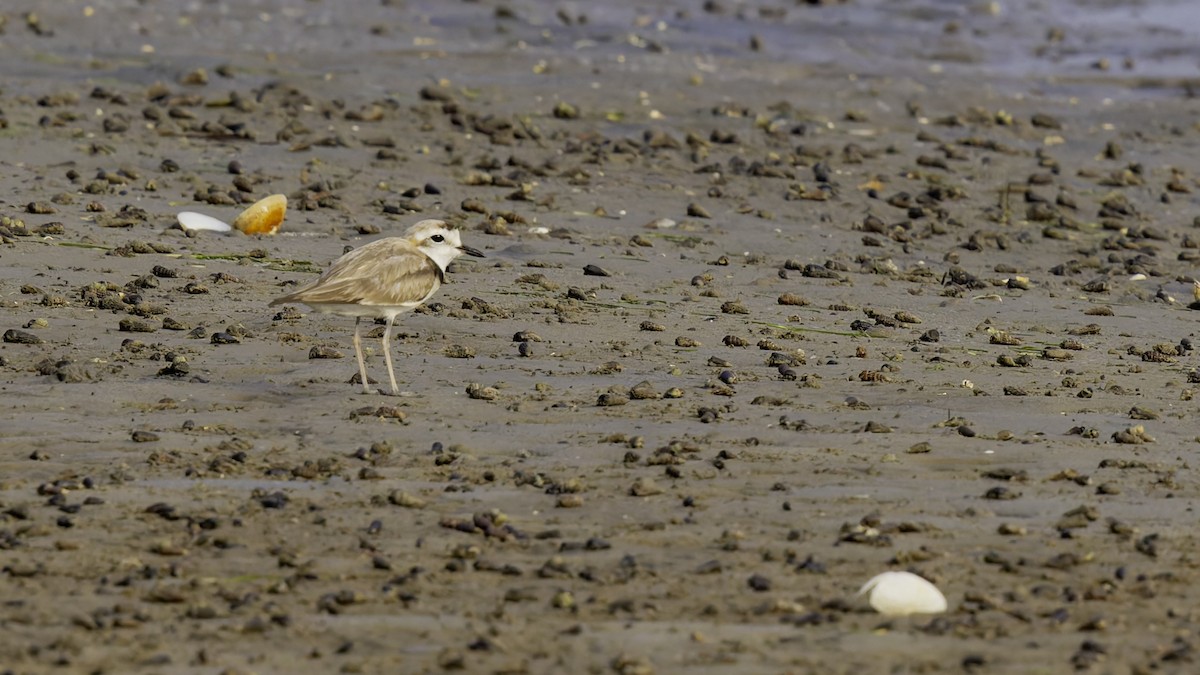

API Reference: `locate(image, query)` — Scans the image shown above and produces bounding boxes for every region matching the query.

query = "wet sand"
[2,1,1200,673]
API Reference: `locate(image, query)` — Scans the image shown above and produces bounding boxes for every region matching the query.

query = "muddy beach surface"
[3,1,1200,673]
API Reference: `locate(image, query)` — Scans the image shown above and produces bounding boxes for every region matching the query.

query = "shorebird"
[270,219,484,395]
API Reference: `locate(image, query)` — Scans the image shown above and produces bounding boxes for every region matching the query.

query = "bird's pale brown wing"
[271,238,442,307]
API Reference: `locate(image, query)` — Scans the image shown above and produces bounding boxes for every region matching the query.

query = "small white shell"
[858,571,947,616]
[177,211,232,233]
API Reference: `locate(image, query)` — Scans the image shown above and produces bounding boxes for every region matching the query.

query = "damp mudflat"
[2,1,1199,673]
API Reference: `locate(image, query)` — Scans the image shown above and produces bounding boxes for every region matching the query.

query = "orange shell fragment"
[232,193,287,235]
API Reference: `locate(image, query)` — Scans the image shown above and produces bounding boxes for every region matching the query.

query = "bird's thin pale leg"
[382,316,400,395]
[352,317,371,394]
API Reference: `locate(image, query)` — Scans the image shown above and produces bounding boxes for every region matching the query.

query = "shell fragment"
[177,211,232,233]
[232,193,287,235]
[858,571,947,616]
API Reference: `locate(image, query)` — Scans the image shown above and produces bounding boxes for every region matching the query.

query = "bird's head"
[404,219,485,270]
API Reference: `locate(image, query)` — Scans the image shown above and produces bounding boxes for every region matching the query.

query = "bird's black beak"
[459,245,485,258]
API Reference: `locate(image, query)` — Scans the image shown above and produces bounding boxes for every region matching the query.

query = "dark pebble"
[259,492,288,509]
[131,430,160,443]
[419,84,456,102]
[118,318,156,333]
[984,486,1020,500]
[597,392,629,407]
[55,363,94,383]
[146,503,180,520]
[721,300,749,315]
[3,329,43,344]
[132,274,159,289]
[309,346,343,359]
[767,352,802,368]
[1031,113,1062,129]
[747,574,772,592]
[158,360,190,377]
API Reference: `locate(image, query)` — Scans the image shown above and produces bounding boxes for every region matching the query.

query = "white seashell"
[177,211,232,233]
[858,571,947,616]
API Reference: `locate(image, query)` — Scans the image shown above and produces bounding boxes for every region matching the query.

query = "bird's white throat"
[419,241,466,272]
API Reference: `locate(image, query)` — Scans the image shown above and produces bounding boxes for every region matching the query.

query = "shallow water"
[5,0,1197,99]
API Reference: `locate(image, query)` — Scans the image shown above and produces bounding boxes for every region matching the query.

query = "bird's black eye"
[431,234,445,243]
